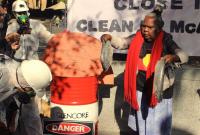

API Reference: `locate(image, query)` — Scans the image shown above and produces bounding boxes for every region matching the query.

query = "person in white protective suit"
[4,1,53,134]
[6,0,54,60]
[0,55,52,134]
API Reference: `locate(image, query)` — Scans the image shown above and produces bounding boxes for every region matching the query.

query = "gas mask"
[17,89,36,104]
[17,14,29,25]
[15,12,31,34]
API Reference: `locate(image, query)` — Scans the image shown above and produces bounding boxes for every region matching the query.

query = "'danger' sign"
[67,0,200,56]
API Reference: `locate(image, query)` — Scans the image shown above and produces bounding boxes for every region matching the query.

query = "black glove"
[17,90,36,104]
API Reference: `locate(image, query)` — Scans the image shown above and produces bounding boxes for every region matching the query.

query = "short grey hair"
[142,5,164,30]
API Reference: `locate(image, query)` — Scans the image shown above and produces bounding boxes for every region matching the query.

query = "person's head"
[16,60,52,97]
[140,5,164,42]
[0,5,7,28]
[12,0,29,19]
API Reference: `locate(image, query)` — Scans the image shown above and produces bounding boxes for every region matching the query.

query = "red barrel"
[51,76,98,105]
[43,31,113,135]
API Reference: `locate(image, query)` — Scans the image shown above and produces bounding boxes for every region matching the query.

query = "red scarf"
[124,31,163,111]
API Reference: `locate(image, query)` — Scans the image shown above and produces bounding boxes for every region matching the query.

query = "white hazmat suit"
[0,55,52,135]
[4,1,54,134]
[6,19,53,60]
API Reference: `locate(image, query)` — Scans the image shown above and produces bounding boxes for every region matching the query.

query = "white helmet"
[12,0,29,12]
[19,60,52,96]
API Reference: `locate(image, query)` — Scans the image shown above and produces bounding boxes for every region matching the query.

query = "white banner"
[67,0,200,56]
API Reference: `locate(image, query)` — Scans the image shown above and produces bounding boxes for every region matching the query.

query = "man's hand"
[40,99,50,118]
[5,32,20,50]
[101,34,112,42]
[11,41,20,50]
[163,54,180,63]
[5,32,20,43]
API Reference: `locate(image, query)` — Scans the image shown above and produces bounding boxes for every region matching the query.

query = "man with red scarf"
[101,6,188,135]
